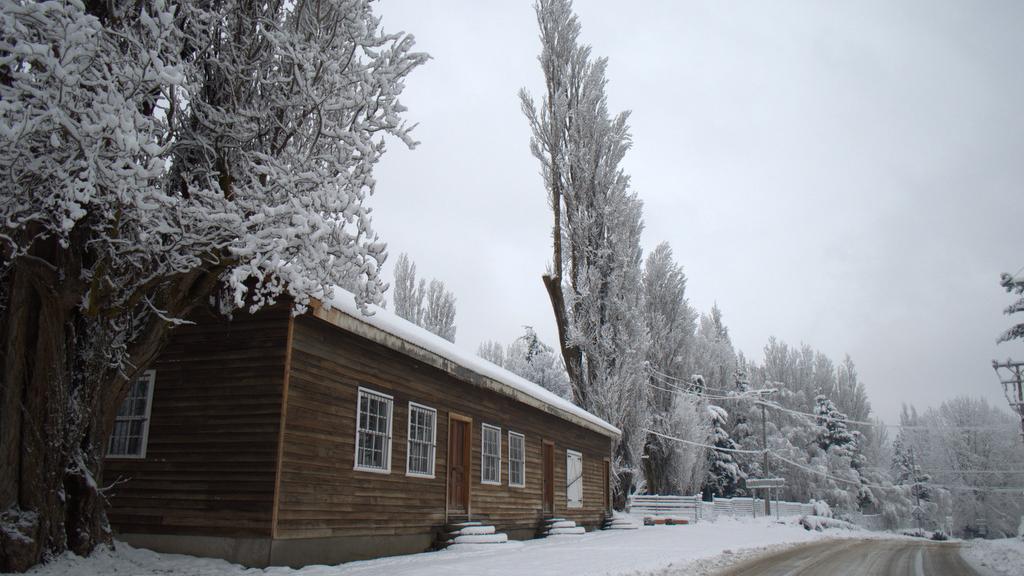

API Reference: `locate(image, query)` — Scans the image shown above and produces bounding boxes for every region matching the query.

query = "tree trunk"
[542,273,585,407]
[0,253,221,571]
[0,263,103,572]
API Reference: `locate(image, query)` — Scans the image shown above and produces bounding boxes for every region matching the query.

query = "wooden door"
[542,441,554,514]
[448,418,470,513]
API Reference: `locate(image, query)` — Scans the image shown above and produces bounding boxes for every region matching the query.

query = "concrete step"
[545,526,586,536]
[450,532,509,545]
[449,525,495,537]
[547,520,577,529]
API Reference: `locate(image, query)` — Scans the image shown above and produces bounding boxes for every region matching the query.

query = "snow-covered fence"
[635,495,826,523]
[778,502,802,517]
[700,501,715,520]
[699,497,818,520]
[627,495,701,523]
[732,497,755,517]
[712,498,734,518]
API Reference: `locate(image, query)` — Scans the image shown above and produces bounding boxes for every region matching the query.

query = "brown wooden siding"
[104,307,290,537]
[275,315,612,540]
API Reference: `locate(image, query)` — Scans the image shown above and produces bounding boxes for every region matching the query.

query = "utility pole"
[992,360,1024,442]
[761,401,770,516]
[756,387,777,517]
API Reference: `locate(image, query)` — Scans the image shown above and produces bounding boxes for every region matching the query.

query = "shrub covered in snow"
[799,515,856,532]
[810,499,833,518]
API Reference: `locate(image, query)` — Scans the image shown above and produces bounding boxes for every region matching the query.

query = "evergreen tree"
[702,405,743,499]
[814,394,855,454]
[849,431,875,510]
[891,434,931,503]
[997,271,1024,343]
[481,327,573,400]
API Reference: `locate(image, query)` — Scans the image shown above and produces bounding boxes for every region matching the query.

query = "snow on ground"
[960,537,1024,576]
[7,517,898,576]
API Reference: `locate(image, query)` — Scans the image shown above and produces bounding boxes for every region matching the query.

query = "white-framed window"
[354,387,393,473]
[481,423,501,485]
[566,449,583,508]
[107,370,157,459]
[406,402,437,478]
[508,431,525,488]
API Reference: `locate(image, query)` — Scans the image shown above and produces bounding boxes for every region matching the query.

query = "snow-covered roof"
[312,290,620,438]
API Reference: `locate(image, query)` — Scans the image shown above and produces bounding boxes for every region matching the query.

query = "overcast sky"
[369,0,1024,423]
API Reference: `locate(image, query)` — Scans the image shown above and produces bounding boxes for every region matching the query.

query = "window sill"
[481,480,502,486]
[354,466,391,475]
[106,454,146,460]
[509,482,526,489]
[406,472,436,479]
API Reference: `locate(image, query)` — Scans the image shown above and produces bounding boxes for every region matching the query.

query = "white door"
[566,450,583,508]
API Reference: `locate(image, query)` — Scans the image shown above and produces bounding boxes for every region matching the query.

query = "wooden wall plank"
[104,307,290,538]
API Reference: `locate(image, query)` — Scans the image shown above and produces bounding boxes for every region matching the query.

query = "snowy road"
[713,538,978,576]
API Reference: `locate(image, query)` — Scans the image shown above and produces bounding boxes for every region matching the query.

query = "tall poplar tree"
[521,0,649,504]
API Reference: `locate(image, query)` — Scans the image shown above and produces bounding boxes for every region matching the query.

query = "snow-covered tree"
[702,404,743,499]
[692,305,737,393]
[393,253,425,325]
[835,355,871,423]
[645,393,710,496]
[521,0,650,505]
[641,243,698,494]
[896,397,1024,536]
[0,1,425,569]
[390,253,457,342]
[998,271,1024,343]
[891,431,935,527]
[643,243,697,389]
[478,328,572,399]
[477,340,506,366]
[422,280,457,343]
[814,394,855,454]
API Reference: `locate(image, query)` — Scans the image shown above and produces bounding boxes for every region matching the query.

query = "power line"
[928,470,1024,474]
[643,428,764,455]
[755,400,1010,432]
[648,365,741,395]
[647,379,1007,428]
[648,432,1024,496]
[647,376,757,402]
[769,452,1024,495]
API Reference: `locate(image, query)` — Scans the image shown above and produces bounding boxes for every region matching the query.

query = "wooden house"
[103,291,619,567]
